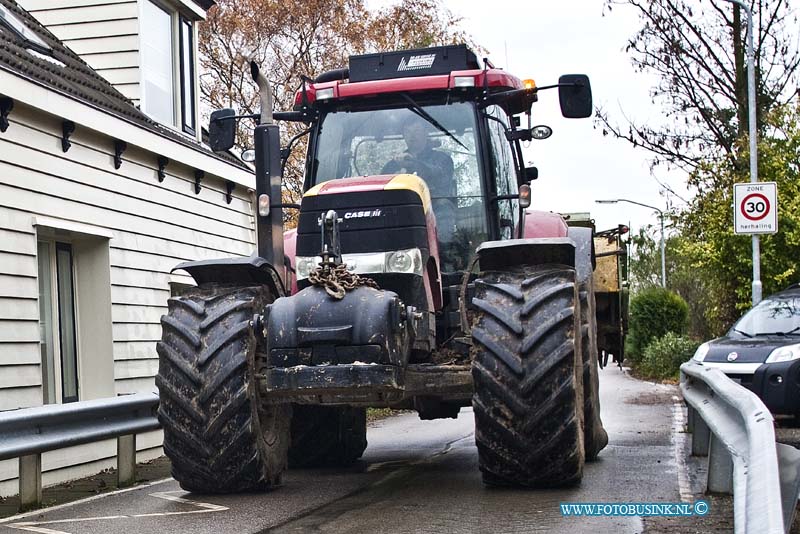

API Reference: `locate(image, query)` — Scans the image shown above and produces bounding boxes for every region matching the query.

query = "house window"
[35,220,115,403]
[0,4,50,52]
[141,0,197,135]
[37,241,79,404]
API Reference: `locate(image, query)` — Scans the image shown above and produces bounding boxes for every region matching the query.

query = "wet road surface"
[0,366,687,534]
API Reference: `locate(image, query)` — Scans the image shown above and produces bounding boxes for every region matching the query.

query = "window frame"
[140,0,198,137]
[37,239,80,404]
[482,105,520,241]
[178,15,196,135]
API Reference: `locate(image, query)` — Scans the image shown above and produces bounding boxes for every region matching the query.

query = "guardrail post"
[691,414,710,457]
[686,404,695,433]
[117,434,136,488]
[18,453,42,511]
[776,442,800,532]
[707,433,733,494]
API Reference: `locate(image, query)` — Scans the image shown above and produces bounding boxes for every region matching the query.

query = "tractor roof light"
[316,87,335,101]
[523,78,536,90]
[453,76,476,88]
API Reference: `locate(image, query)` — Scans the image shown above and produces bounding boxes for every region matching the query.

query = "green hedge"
[640,332,698,380]
[627,287,689,363]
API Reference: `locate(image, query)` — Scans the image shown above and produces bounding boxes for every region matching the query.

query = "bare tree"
[599,0,799,174]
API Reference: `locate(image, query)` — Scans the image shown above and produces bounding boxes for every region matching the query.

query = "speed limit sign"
[734,182,778,234]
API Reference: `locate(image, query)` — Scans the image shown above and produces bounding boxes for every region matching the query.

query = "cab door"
[484,105,520,240]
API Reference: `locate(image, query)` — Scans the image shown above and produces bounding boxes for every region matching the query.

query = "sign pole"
[725,0,761,305]
[745,3,762,305]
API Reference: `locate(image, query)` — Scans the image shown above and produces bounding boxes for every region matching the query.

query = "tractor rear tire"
[156,284,290,493]
[471,265,585,487]
[579,280,608,461]
[289,405,367,468]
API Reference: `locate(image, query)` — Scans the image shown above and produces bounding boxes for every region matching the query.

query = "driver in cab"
[382,120,455,199]
[382,118,458,256]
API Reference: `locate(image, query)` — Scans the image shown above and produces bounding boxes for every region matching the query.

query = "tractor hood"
[294,174,439,311]
[304,174,432,213]
[296,174,435,258]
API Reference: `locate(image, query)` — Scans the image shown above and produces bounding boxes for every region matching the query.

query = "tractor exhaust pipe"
[250,60,274,126]
[249,59,284,284]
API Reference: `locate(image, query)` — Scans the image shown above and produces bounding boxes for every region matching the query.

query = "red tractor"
[156,45,607,492]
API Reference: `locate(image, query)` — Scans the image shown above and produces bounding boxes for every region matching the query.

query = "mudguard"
[567,226,596,284]
[172,255,285,296]
[476,238,575,271]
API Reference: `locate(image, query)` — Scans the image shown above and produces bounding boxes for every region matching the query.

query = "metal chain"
[308,262,379,300]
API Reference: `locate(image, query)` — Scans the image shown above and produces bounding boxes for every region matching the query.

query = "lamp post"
[722,0,761,305]
[597,198,666,288]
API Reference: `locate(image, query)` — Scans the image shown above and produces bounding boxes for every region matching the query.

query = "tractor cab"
[289,45,589,335]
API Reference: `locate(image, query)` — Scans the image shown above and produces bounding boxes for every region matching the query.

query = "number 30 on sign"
[733,182,778,235]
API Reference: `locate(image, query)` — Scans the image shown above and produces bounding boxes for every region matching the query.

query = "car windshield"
[311,102,487,272]
[731,296,800,336]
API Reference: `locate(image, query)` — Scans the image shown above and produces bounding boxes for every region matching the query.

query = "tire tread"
[471,265,585,487]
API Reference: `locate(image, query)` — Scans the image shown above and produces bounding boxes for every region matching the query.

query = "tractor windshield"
[310,102,487,271]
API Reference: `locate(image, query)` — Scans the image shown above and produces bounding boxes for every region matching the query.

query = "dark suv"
[692,285,800,415]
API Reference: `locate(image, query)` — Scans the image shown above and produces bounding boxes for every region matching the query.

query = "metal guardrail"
[681,360,800,534]
[0,392,160,511]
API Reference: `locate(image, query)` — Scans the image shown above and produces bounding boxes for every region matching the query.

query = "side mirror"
[558,74,592,119]
[209,108,236,152]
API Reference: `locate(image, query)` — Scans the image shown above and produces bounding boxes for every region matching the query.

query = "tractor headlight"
[386,249,422,275]
[766,343,800,363]
[295,249,423,281]
[295,256,321,280]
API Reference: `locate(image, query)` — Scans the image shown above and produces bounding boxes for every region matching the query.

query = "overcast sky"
[437,0,689,234]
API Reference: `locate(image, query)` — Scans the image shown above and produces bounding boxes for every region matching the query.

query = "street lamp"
[596,198,666,288]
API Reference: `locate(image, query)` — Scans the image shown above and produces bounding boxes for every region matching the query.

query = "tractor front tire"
[579,280,608,461]
[156,284,290,493]
[471,265,585,487]
[289,405,367,468]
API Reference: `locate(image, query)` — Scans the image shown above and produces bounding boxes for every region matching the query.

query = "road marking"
[5,491,228,534]
[671,397,693,503]
[0,478,174,525]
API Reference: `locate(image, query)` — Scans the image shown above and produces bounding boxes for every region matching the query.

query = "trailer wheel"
[156,284,290,493]
[289,405,367,468]
[471,265,585,487]
[579,280,608,461]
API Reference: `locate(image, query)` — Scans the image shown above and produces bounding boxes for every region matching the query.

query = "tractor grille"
[296,189,428,256]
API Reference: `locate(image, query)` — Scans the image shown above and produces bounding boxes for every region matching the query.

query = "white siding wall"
[17,0,141,103]
[0,102,255,496]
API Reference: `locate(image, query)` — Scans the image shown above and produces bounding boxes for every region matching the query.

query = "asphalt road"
[0,366,688,534]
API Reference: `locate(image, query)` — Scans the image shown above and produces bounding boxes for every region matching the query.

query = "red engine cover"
[522,209,569,238]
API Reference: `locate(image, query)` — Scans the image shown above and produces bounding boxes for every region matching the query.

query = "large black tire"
[471,265,585,487]
[156,284,291,493]
[288,405,367,468]
[288,405,367,467]
[579,279,608,461]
